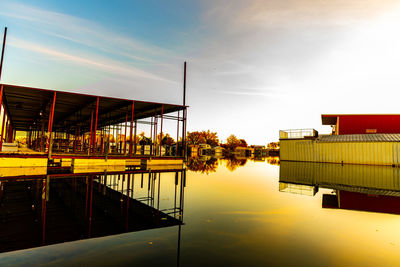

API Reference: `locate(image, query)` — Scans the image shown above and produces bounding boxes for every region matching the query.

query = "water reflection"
[186,155,279,174]
[0,169,186,253]
[225,156,248,172]
[279,161,400,215]
[185,156,218,174]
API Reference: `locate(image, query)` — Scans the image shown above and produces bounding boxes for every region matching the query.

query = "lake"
[0,158,400,266]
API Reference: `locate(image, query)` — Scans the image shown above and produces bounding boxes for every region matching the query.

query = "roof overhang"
[0,83,187,132]
[321,114,338,125]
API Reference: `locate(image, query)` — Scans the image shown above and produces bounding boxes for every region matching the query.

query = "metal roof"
[318,133,400,142]
[0,83,186,132]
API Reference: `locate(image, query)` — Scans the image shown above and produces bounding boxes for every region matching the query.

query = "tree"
[157,132,175,145]
[201,130,219,147]
[187,131,206,145]
[238,139,248,147]
[186,130,219,146]
[226,134,241,150]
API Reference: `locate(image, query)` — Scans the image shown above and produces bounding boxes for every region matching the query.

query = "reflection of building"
[279,161,400,214]
[198,144,212,156]
[0,168,186,253]
[212,146,224,156]
[234,147,253,157]
[280,114,400,166]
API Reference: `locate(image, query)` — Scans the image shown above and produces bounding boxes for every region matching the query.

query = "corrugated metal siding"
[280,139,400,165]
[279,161,400,193]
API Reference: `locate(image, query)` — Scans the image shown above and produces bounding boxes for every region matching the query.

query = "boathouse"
[279,114,400,166]
[0,83,187,171]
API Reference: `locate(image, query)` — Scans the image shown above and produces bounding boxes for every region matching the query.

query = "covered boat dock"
[0,83,188,169]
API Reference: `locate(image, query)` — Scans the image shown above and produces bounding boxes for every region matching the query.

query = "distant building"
[280,114,400,166]
[322,114,400,135]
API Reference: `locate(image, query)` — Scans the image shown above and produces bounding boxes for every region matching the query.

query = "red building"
[321,114,400,135]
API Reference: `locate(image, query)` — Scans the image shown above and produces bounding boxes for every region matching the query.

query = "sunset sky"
[1,0,400,144]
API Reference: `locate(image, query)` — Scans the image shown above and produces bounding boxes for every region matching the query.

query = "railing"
[279,129,318,139]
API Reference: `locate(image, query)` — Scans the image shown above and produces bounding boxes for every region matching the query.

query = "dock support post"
[124,114,127,155]
[134,120,137,154]
[7,124,12,143]
[41,177,47,245]
[4,118,8,144]
[129,100,134,157]
[46,92,56,155]
[93,97,99,156]
[0,85,4,151]
[89,109,93,155]
[88,176,93,237]
[160,105,164,156]
[176,111,180,156]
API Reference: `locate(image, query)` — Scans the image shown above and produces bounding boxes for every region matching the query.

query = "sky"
[1,0,400,145]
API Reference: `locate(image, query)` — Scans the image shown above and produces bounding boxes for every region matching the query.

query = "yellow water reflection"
[184,160,400,266]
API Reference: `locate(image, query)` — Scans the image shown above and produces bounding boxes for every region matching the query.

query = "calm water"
[1,159,400,266]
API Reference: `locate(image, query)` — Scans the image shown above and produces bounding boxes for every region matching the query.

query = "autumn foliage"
[186,130,219,146]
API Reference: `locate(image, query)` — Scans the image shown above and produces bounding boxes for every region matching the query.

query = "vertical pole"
[89,176,93,237]
[152,113,157,156]
[0,28,6,151]
[28,129,32,149]
[183,61,186,106]
[46,92,56,153]
[183,108,187,158]
[85,176,89,217]
[4,118,8,143]
[93,97,99,156]
[41,177,47,245]
[82,132,85,152]
[35,127,38,150]
[0,85,4,151]
[182,62,187,157]
[160,105,164,156]
[176,111,180,156]
[0,27,7,81]
[7,124,12,142]
[100,128,103,155]
[129,100,134,157]
[121,174,125,215]
[126,174,130,230]
[134,120,137,154]
[73,128,77,153]
[77,126,81,152]
[89,109,93,154]
[124,114,127,155]
[0,85,3,119]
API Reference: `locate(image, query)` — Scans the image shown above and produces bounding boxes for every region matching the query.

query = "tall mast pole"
[0,27,7,81]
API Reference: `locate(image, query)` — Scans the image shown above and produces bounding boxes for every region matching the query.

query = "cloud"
[7,37,176,84]
[0,2,174,63]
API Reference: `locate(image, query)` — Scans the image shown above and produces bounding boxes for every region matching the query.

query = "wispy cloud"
[0,2,174,63]
[8,37,177,84]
